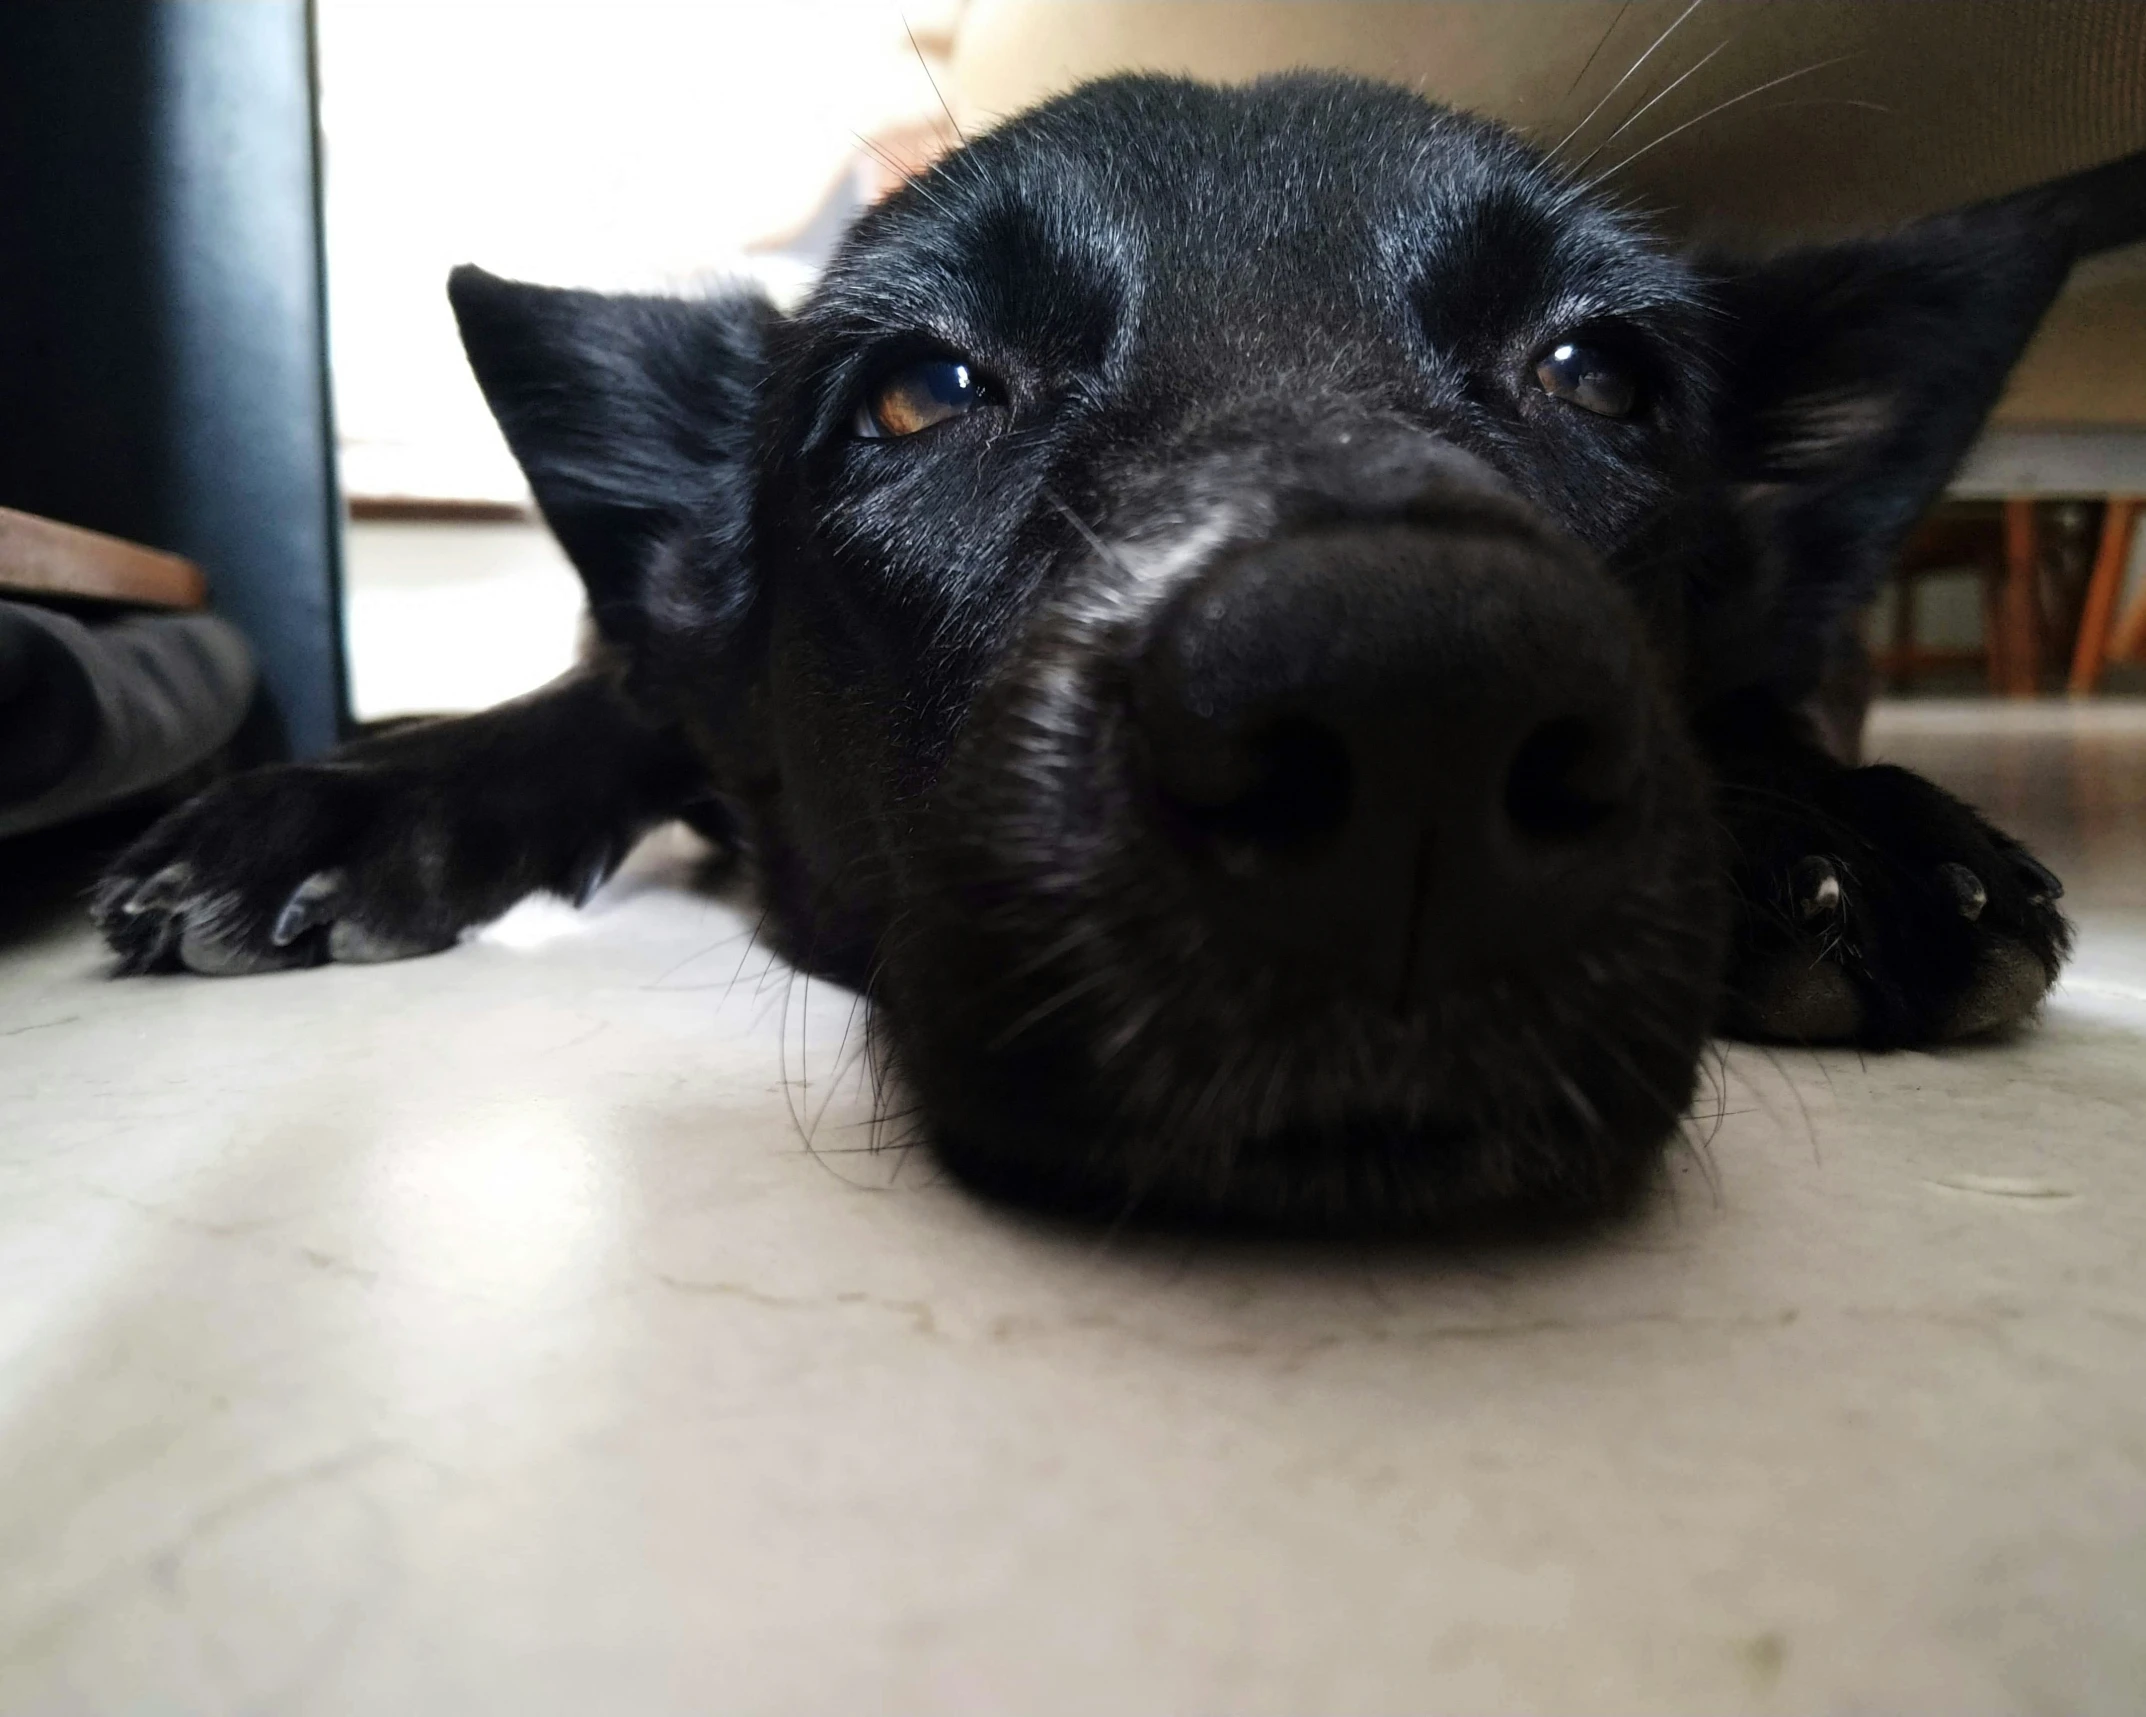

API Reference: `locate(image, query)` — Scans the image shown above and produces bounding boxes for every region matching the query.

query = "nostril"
[1147,715,1353,855]
[1504,714,1630,843]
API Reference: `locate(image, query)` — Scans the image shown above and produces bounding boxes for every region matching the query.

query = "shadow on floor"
[0,801,162,955]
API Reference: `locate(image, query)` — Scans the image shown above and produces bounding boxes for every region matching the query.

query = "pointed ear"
[1708,149,2146,698]
[446,265,775,642]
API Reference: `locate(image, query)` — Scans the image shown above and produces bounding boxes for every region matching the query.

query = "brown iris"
[1534,342,1638,418]
[855,358,985,439]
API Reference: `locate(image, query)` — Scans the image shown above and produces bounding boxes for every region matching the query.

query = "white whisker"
[1550,0,1709,162]
[1569,37,1731,178]
[1591,56,1857,185]
[1557,0,1637,108]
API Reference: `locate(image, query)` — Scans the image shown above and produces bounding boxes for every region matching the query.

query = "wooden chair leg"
[2116,593,2146,664]
[2000,498,2042,697]
[2069,497,2139,694]
[2108,503,2146,668]
[2115,607,2146,666]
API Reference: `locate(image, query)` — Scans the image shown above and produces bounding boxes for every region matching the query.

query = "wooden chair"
[1881,507,2004,689]
[1879,495,2145,696]
[2065,496,2144,694]
[1890,428,2146,697]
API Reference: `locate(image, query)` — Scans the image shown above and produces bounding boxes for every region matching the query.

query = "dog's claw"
[2016,852,2064,904]
[271,870,346,946]
[1938,861,1987,922]
[571,844,615,908]
[125,863,194,916]
[1792,854,1841,921]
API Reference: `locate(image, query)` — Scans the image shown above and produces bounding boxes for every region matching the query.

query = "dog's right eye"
[1533,341,1639,419]
[853,358,985,439]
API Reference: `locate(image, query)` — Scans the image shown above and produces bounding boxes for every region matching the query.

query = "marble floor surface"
[1,701,2142,1714]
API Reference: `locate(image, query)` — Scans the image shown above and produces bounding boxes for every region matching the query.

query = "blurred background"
[5,1,2146,811]
[320,0,2146,721]
[320,0,966,717]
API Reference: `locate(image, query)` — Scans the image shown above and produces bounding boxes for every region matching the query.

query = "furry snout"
[883,452,1725,1230]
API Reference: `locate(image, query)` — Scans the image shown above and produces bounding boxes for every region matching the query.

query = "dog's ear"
[447,265,774,643]
[1706,149,2146,698]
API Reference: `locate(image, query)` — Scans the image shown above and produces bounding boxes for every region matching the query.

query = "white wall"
[317,0,962,502]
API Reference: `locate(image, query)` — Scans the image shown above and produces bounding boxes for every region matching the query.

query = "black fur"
[96,76,2140,1230]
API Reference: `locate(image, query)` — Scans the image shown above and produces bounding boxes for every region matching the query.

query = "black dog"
[94,77,2146,1228]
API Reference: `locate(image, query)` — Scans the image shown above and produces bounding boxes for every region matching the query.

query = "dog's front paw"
[93,763,495,976]
[1724,764,2071,1045]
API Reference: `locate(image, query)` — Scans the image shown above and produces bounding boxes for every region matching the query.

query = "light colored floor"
[2,701,2143,1714]
[342,519,583,720]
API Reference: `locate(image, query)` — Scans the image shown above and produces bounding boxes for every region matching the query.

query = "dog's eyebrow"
[803,169,1138,370]
[1400,171,1702,355]
[1539,273,1708,331]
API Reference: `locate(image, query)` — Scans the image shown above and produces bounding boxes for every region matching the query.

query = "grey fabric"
[0,601,256,839]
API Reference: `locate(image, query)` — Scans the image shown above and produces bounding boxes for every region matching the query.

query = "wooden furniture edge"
[0,505,207,610]
[346,495,533,523]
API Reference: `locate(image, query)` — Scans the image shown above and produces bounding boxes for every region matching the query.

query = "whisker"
[1550,0,1709,162]
[1750,96,1891,117]
[1556,0,1637,109]
[906,17,965,143]
[1569,37,1731,178]
[721,907,773,1005]
[1673,1112,1725,1205]
[852,132,956,217]
[1591,56,1857,184]
[1042,488,1140,585]
[806,990,869,1140]
[988,965,1116,1050]
[1753,1042,1823,1163]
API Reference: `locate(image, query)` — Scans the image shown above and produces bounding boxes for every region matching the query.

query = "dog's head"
[450,75,2127,1229]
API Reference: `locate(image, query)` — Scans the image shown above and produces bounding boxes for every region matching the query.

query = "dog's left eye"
[1533,342,1638,419]
[854,358,986,439]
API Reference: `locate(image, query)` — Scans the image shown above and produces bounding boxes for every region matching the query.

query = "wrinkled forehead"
[804,77,1695,357]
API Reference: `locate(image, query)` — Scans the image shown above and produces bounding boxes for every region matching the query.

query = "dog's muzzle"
[891,431,1722,1229]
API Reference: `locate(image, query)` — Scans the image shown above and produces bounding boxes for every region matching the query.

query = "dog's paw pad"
[326,920,456,964]
[176,920,310,977]
[93,764,478,979]
[1723,759,2072,1049]
[1939,935,2052,1039]
[1735,947,1865,1042]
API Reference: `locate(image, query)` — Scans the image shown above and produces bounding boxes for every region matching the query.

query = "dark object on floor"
[0,0,346,759]
[95,77,2142,1231]
[0,601,254,839]
[0,504,253,836]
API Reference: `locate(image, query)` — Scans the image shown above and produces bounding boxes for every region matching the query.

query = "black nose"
[1126,517,1656,1000]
